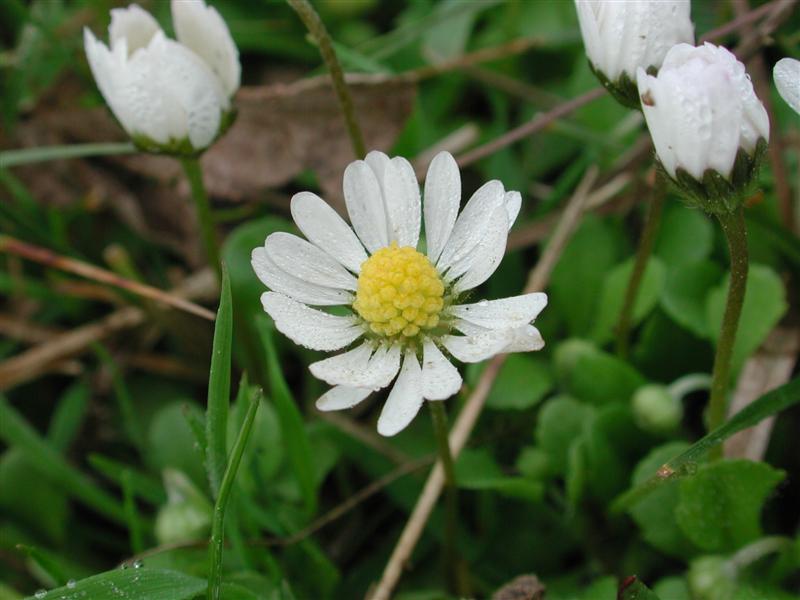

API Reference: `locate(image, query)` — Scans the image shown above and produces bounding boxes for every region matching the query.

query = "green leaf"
[618,576,662,600]
[88,454,165,505]
[628,442,696,557]
[258,317,317,517]
[485,354,553,410]
[660,261,722,338]
[565,348,646,405]
[655,204,714,267]
[206,267,233,498]
[46,381,89,451]
[0,395,126,524]
[707,264,788,371]
[592,256,666,343]
[29,568,206,600]
[611,377,800,514]
[455,449,543,501]
[148,402,207,489]
[535,395,594,475]
[0,142,136,168]
[676,459,784,552]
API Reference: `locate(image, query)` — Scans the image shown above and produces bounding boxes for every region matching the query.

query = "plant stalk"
[428,401,467,595]
[180,157,221,280]
[286,0,366,159]
[707,206,749,457]
[615,180,666,358]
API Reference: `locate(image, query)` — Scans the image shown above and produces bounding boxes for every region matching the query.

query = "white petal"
[310,343,402,389]
[316,386,372,411]
[421,340,462,401]
[638,68,678,178]
[290,192,367,274]
[109,4,160,54]
[377,351,424,437]
[171,0,240,97]
[504,191,521,230]
[251,247,352,306]
[423,151,461,264]
[265,232,357,291]
[450,293,548,329]
[365,150,391,183]
[441,329,515,363]
[343,161,390,253]
[382,157,421,247]
[502,325,545,353]
[774,58,800,115]
[450,205,509,292]
[84,29,131,132]
[437,180,505,271]
[260,292,362,351]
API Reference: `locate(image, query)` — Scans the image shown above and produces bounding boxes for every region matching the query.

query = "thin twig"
[370,169,597,600]
[699,0,786,42]
[0,235,215,321]
[318,411,413,466]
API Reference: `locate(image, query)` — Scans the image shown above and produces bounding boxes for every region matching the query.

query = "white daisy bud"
[637,43,770,214]
[83,1,240,155]
[574,0,694,109]
[773,57,800,115]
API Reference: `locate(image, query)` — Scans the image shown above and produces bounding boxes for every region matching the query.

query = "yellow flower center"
[353,243,445,339]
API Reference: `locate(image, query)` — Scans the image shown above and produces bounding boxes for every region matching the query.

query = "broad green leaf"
[655,204,714,267]
[676,460,784,552]
[707,264,787,371]
[661,261,723,338]
[515,447,551,480]
[206,267,233,498]
[0,395,125,524]
[618,576,662,600]
[46,381,89,451]
[29,568,206,600]
[485,354,553,410]
[565,347,646,405]
[148,402,207,489]
[653,577,691,600]
[592,256,666,343]
[611,377,799,514]
[535,395,594,474]
[455,449,543,501]
[629,442,696,557]
[258,317,317,517]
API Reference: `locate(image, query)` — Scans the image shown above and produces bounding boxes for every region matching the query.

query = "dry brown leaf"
[492,574,546,600]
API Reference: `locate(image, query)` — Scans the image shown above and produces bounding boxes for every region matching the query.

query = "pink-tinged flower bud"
[574,0,694,109]
[637,43,770,214]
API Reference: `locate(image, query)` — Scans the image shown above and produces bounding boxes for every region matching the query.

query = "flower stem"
[286,0,366,159]
[615,179,666,358]
[707,206,749,458]
[428,401,467,595]
[180,157,221,280]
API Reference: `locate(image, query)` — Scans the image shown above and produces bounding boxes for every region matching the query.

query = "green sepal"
[130,107,238,158]
[589,61,652,111]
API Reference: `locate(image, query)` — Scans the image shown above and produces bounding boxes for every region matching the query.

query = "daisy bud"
[773,57,800,115]
[574,0,694,109]
[83,1,240,155]
[637,43,770,214]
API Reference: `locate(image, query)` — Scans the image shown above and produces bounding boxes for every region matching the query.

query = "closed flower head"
[252,151,547,436]
[575,0,694,109]
[83,1,240,154]
[637,43,769,213]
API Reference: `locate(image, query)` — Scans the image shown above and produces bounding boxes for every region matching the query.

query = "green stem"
[615,181,666,358]
[428,401,467,595]
[707,206,749,458]
[207,393,260,600]
[0,142,136,168]
[286,0,367,159]
[180,157,221,280]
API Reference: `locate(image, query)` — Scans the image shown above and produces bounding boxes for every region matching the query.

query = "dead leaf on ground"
[492,574,546,600]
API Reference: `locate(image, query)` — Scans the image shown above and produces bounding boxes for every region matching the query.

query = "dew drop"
[477,300,488,307]
[133,559,143,569]
[67,580,76,589]
[35,591,47,599]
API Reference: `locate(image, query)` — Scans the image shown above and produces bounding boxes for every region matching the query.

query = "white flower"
[574,0,694,83]
[252,151,547,437]
[83,1,240,153]
[774,57,800,115]
[637,42,769,181]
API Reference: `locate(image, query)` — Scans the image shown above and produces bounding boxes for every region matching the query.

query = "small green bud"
[632,384,682,434]
[688,556,736,600]
[154,469,213,545]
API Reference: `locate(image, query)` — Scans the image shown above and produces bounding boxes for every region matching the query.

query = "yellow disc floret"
[353,243,445,338]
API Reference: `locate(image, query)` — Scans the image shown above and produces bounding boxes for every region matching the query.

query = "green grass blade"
[611,376,800,514]
[257,317,317,517]
[208,388,260,600]
[88,454,166,505]
[122,470,145,555]
[206,267,233,498]
[47,380,89,451]
[31,568,207,600]
[0,395,127,524]
[93,344,146,455]
[0,142,136,168]
[16,545,69,587]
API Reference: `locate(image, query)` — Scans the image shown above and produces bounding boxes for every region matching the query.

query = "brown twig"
[370,169,597,600]
[0,235,215,321]
[699,0,786,42]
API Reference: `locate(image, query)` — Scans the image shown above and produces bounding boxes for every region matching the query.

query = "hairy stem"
[615,180,666,358]
[708,206,749,456]
[181,157,221,280]
[286,0,366,159]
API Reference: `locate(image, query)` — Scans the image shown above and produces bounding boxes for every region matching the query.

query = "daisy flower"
[252,151,547,436]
